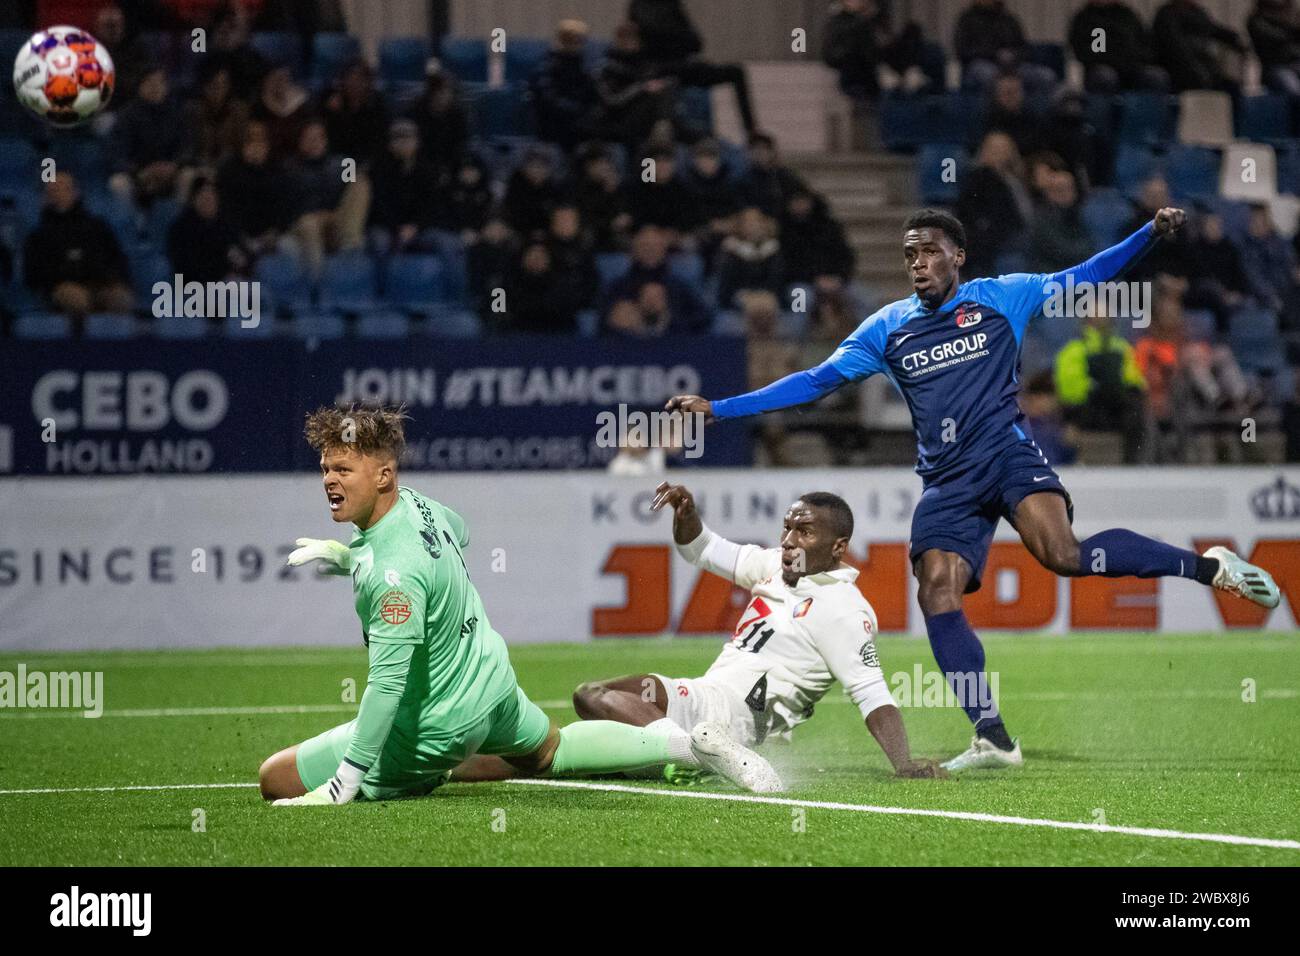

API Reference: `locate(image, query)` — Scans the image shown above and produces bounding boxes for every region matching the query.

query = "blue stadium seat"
[668,253,704,287]
[152,316,209,340]
[1117,93,1175,145]
[776,310,809,339]
[357,310,410,339]
[918,143,966,204]
[712,310,745,336]
[51,134,108,190]
[84,312,137,340]
[576,308,599,337]
[384,254,444,308]
[254,251,314,313]
[15,313,71,340]
[423,307,482,338]
[1084,93,1117,140]
[1165,144,1220,202]
[1275,142,1300,195]
[318,250,379,313]
[1181,308,1215,342]
[1081,188,1132,247]
[582,39,610,72]
[506,37,549,83]
[0,138,41,181]
[437,37,484,83]
[221,313,277,338]
[881,93,981,152]
[1229,305,1279,348]
[1236,94,1289,141]
[311,32,361,89]
[676,86,713,134]
[1209,197,1252,243]
[1113,143,1162,198]
[144,197,183,245]
[595,253,630,290]
[131,249,173,305]
[250,31,306,76]
[290,312,347,340]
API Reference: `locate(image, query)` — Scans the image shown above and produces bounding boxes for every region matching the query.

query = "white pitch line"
[505,778,1300,852]
[1,688,1296,720]
[0,782,258,796]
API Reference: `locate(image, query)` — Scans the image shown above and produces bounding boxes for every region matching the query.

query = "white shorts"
[651,674,761,748]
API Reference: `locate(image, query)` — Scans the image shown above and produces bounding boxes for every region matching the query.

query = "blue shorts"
[909,440,1073,593]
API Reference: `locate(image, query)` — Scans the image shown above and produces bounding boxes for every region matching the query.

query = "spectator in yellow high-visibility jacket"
[1053,309,1148,463]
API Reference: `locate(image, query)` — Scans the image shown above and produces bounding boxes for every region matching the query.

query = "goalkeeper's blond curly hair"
[304,404,410,462]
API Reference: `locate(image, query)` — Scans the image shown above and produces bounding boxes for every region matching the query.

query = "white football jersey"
[676,525,894,742]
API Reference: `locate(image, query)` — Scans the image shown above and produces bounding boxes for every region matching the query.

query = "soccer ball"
[12,25,115,127]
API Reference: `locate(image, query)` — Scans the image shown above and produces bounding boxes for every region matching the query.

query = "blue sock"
[924,609,1003,733]
[1077,529,1216,583]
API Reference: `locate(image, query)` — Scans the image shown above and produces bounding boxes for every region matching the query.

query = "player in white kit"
[568,482,946,782]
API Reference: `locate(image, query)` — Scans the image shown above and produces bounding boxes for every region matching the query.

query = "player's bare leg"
[1012,491,1280,607]
[914,550,1023,772]
[572,674,669,724]
[258,745,307,800]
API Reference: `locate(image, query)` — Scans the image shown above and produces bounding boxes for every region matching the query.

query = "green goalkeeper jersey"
[342,486,516,770]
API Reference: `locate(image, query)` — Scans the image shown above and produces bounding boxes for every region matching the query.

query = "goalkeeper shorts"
[295,684,551,801]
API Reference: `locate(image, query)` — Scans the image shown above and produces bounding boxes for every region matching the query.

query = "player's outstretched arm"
[651,481,775,587]
[665,359,850,422]
[1057,206,1185,287]
[866,705,948,779]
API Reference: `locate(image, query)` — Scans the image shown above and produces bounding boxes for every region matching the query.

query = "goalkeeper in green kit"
[259,405,782,805]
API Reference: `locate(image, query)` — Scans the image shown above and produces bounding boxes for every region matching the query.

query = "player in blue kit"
[666,207,1282,772]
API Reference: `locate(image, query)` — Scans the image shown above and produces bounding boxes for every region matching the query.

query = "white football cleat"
[689,722,784,793]
[941,736,1024,773]
[1203,546,1280,609]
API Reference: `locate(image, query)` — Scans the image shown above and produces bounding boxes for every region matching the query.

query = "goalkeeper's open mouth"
[327,492,344,513]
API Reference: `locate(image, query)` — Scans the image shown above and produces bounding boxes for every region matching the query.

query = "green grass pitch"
[1,633,1297,866]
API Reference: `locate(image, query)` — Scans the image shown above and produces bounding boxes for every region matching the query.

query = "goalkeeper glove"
[286,537,353,575]
[272,760,365,807]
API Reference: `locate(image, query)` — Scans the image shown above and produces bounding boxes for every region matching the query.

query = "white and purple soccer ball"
[12,25,115,128]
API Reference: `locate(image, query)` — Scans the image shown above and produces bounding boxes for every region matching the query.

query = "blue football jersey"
[711,224,1158,483]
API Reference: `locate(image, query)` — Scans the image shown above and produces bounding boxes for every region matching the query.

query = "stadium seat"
[0,137,41,181]
[1117,92,1175,145]
[384,254,444,308]
[1081,188,1132,247]
[144,197,183,245]
[676,85,713,135]
[254,251,314,314]
[668,253,704,287]
[318,250,379,313]
[505,37,549,83]
[290,312,347,340]
[250,31,306,76]
[152,316,208,340]
[595,253,630,291]
[380,36,434,84]
[1236,94,1290,142]
[221,313,277,338]
[422,307,482,338]
[311,32,361,89]
[576,308,599,337]
[1230,307,1284,375]
[437,37,485,83]
[84,312,137,340]
[712,310,745,336]
[918,143,966,204]
[1165,145,1221,202]
[776,310,809,339]
[1275,143,1300,196]
[131,249,173,306]
[1114,144,1162,198]
[1181,308,1216,342]
[1219,142,1278,202]
[357,310,410,339]
[1176,90,1233,147]
[880,93,980,151]
[14,313,71,340]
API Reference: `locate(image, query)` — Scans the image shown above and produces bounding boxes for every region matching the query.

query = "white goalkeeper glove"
[286,537,353,576]
[272,760,365,807]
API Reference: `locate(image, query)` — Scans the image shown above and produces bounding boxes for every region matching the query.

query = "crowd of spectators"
[1,0,869,344]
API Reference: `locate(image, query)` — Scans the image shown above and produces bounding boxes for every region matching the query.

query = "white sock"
[646,717,698,765]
